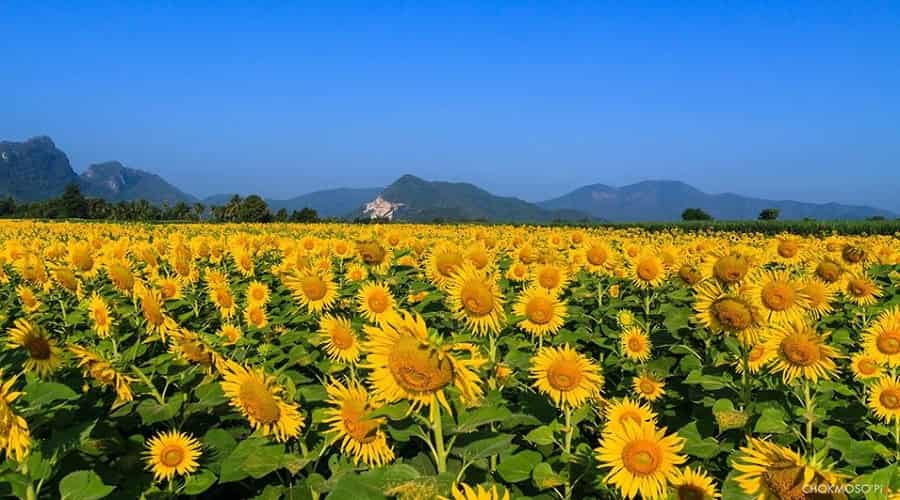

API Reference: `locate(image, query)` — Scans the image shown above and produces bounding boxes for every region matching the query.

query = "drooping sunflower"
[15,285,41,313]
[219,360,304,442]
[168,329,216,371]
[530,262,570,295]
[0,370,31,462]
[105,260,136,294]
[762,320,840,384]
[850,352,883,381]
[156,276,183,301]
[69,345,135,408]
[530,345,603,409]
[693,281,762,346]
[732,437,845,499]
[808,255,845,284]
[51,267,81,296]
[868,376,900,423]
[246,280,270,306]
[143,430,202,482]
[285,270,339,314]
[141,288,175,336]
[68,240,98,277]
[595,420,686,500]
[357,282,396,324]
[603,397,656,434]
[356,240,391,274]
[632,373,665,402]
[442,484,510,500]
[676,261,704,287]
[317,314,360,364]
[620,327,652,363]
[445,264,506,336]
[513,286,567,339]
[801,279,838,320]
[5,319,62,378]
[630,251,667,289]
[362,310,485,412]
[670,466,720,500]
[842,272,882,306]
[217,323,242,345]
[745,269,809,325]
[862,306,900,366]
[323,379,394,467]
[87,292,112,337]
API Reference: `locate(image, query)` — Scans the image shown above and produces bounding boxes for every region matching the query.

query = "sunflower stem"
[562,407,574,500]
[430,403,448,474]
[132,366,165,405]
[739,347,751,411]
[894,419,900,463]
[802,380,816,458]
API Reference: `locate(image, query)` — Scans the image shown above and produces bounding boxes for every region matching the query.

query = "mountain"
[80,161,196,205]
[0,136,80,201]
[357,174,593,222]
[539,180,896,221]
[203,187,382,217]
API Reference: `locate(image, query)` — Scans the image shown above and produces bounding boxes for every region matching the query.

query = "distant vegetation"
[681,208,713,221]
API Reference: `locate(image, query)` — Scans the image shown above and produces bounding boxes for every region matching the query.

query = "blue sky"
[2,1,899,210]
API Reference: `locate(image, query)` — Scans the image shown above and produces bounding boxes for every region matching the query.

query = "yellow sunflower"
[445,264,506,335]
[285,270,339,314]
[15,285,41,313]
[616,310,635,328]
[5,319,62,378]
[633,373,665,402]
[87,292,112,337]
[443,484,510,500]
[246,280,270,306]
[703,246,756,287]
[582,240,616,275]
[356,240,391,274]
[217,323,242,345]
[630,251,667,289]
[143,430,202,482]
[69,345,135,408]
[513,286,567,339]
[676,261,704,287]
[842,272,882,306]
[868,376,900,423]
[620,327,652,363]
[801,279,838,320]
[219,360,304,442]
[357,282,396,324]
[317,315,360,364]
[51,267,81,295]
[0,370,31,462]
[850,352,884,381]
[670,466,720,500]
[693,281,761,346]
[808,255,845,284]
[735,343,772,374]
[762,320,840,384]
[323,379,394,467]
[530,263,570,294]
[862,306,900,366]
[156,276,182,301]
[345,263,370,283]
[530,345,603,409]
[244,302,268,330]
[732,437,845,499]
[362,310,485,412]
[604,397,656,434]
[426,244,465,288]
[505,262,530,282]
[746,269,809,325]
[595,420,686,500]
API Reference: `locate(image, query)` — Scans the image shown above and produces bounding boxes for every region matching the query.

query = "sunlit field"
[0,221,898,499]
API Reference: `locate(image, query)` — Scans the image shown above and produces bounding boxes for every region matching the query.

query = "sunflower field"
[0,221,899,500]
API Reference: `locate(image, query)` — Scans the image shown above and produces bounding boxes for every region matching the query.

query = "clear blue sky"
[2,1,899,210]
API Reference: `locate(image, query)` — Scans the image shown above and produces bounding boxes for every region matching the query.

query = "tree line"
[0,184,319,222]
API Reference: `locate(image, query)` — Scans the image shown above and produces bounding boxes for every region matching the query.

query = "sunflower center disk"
[714,255,748,283]
[160,445,185,467]
[587,247,607,266]
[387,337,454,393]
[762,463,806,499]
[621,440,661,475]
[461,282,495,316]
[780,335,820,366]
[880,389,900,410]
[25,336,51,360]
[436,253,463,277]
[762,283,794,311]
[302,277,327,300]
[858,360,877,375]
[712,298,752,330]
[342,403,380,444]
[627,338,644,352]
[778,241,799,258]
[816,262,841,282]
[677,484,706,500]
[538,269,560,289]
[330,327,355,349]
[546,361,582,391]
[526,297,553,325]
[639,381,657,394]
[877,331,900,355]
[637,260,660,281]
[239,378,282,424]
[368,293,389,313]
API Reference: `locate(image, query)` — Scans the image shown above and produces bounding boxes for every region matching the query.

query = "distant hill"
[80,161,196,205]
[0,136,80,201]
[539,180,896,221]
[357,174,593,222]
[203,187,382,217]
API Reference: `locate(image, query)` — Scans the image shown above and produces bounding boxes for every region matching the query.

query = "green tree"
[758,208,780,220]
[681,208,713,221]
[60,183,88,218]
[237,195,271,222]
[289,207,319,222]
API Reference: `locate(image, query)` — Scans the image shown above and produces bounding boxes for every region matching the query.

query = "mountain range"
[1,136,895,221]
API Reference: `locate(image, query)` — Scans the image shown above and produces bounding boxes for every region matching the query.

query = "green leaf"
[525,426,556,446]
[368,401,411,421]
[326,473,386,500]
[183,469,217,495]
[136,393,185,425]
[684,370,729,390]
[826,426,892,468]
[59,471,115,500]
[220,438,288,483]
[454,406,512,434]
[498,450,542,483]
[677,422,719,459]
[22,381,78,407]
[532,462,565,490]
[454,434,514,461]
[754,407,789,434]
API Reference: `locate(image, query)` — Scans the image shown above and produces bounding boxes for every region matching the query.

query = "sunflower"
[633,373,665,402]
[16,285,41,313]
[770,234,806,265]
[443,484,510,500]
[363,310,485,412]
[530,345,603,408]
[732,437,845,499]
[323,379,394,467]
[357,282,396,324]
[356,240,391,273]
[604,397,656,434]
[676,262,704,286]
[51,267,81,295]
[217,323,242,345]
[246,280,270,306]
[703,246,756,287]
[840,242,868,266]
[0,370,31,462]
[505,262,530,282]
[141,289,175,336]
[156,276,182,301]
[445,264,506,335]
[317,315,360,364]
[693,281,761,346]
[670,466,720,500]
[68,240,97,276]
[219,360,304,441]
[244,302,268,330]
[87,292,112,337]
[630,251,667,289]
[143,430,202,482]
[862,306,900,366]
[105,260,136,294]
[842,272,882,306]
[284,270,338,314]
[869,376,900,423]
[232,249,255,277]
[583,240,615,275]
[345,263,370,283]
[735,343,771,374]
[616,310,635,328]
[595,420,686,500]
[168,329,216,371]
[808,255,845,284]
[762,320,840,384]
[531,263,570,294]
[426,244,465,288]
[620,327,652,363]
[513,286,567,339]
[69,345,135,408]
[801,279,838,320]
[5,319,62,378]
[850,352,883,381]
[746,269,809,325]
